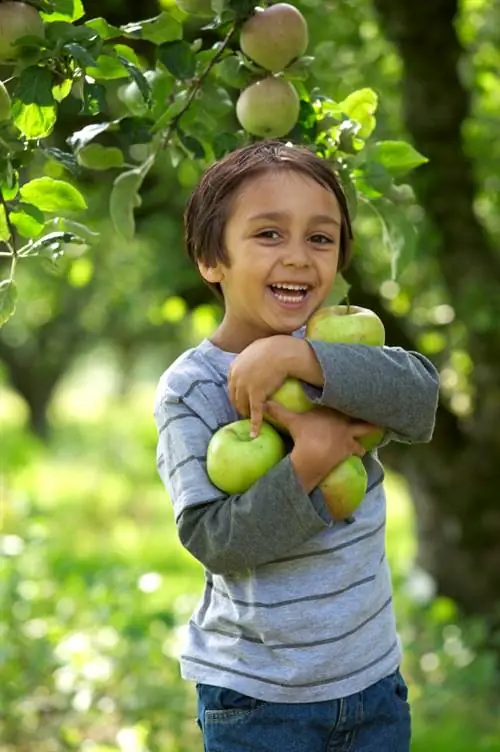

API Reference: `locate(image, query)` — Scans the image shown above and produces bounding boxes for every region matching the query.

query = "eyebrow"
[247,211,341,227]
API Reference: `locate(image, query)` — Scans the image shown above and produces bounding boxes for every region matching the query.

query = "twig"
[160,24,236,149]
[0,188,16,262]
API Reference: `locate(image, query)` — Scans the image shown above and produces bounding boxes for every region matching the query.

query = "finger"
[351,421,378,436]
[351,440,367,458]
[234,385,250,419]
[264,400,291,425]
[249,400,264,438]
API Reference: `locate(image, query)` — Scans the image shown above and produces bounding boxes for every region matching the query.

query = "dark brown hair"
[184,139,353,299]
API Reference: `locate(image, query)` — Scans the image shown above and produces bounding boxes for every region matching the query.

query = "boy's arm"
[290,337,440,444]
[155,398,332,576]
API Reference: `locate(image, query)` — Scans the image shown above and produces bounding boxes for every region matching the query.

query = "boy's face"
[199,169,342,350]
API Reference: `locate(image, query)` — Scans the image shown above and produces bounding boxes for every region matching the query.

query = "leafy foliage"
[0,0,427,326]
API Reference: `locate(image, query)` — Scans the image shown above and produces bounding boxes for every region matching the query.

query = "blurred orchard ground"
[1,0,500,750]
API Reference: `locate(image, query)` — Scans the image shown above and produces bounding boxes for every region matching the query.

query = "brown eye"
[256,230,280,240]
[310,234,334,245]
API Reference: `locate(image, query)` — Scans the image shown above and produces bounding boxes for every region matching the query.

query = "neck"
[209,315,277,353]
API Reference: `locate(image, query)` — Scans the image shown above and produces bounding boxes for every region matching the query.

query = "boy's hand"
[228,336,294,437]
[265,400,376,494]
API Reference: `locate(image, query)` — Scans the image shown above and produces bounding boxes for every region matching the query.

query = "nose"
[282,240,311,268]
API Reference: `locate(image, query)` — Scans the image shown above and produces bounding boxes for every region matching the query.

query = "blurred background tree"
[2,0,500,750]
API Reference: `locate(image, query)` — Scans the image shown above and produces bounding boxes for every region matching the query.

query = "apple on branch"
[239,3,309,74]
[0,1,44,63]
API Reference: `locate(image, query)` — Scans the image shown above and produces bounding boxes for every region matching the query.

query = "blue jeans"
[196,669,411,751]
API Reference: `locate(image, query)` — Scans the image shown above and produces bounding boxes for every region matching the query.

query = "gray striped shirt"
[154,335,439,703]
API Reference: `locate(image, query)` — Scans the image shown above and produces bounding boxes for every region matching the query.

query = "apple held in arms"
[207,305,385,519]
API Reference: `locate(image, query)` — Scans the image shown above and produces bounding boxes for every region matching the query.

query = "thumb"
[264,400,294,425]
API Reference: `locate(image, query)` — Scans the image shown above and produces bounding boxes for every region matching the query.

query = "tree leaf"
[76,144,124,170]
[86,54,128,80]
[12,67,57,140]
[121,12,182,45]
[110,158,154,241]
[368,141,429,177]
[157,41,197,80]
[52,78,73,102]
[0,204,10,242]
[336,88,378,139]
[117,59,151,104]
[85,17,122,40]
[42,147,80,176]
[64,42,98,68]
[20,177,87,213]
[41,0,85,22]
[48,217,100,244]
[79,80,107,116]
[0,279,17,327]
[9,203,45,238]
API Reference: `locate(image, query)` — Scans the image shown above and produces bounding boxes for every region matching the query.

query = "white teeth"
[273,283,308,291]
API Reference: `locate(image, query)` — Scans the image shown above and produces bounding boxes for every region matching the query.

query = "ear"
[198,260,224,285]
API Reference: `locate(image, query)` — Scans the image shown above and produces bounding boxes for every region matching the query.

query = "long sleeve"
[304,340,440,444]
[156,398,332,575]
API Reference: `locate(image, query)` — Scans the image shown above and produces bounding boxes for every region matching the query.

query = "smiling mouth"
[268,283,311,305]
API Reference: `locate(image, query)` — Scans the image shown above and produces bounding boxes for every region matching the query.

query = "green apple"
[320,456,368,521]
[207,419,285,494]
[236,76,300,138]
[264,376,312,432]
[0,1,44,62]
[306,304,386,346]
[359,426,385,452]
[239,3,309,74]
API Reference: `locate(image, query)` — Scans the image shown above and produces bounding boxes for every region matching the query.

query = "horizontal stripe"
[181,639,399,689]
[182,378,226,400]
[270,518,385,566]
[191,596,392,650]
[169,454,207,480]
[208,560,384,609]
[159,408,213,436]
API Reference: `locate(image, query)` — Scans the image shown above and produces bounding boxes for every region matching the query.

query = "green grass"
[1,366,500,751]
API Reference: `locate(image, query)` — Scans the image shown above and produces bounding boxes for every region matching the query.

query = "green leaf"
[9,203,45,238]
[214,56,254,89]
[64,42,97,68]
[368,141,429,177]
[110,158,154,241]
[41,0,85,22]
[52,78,72,102]
[44,21,98,45]
[85,17,121,40]
[20,177,87,213]
[79,80,107,116]
[86,54,128,80]
[76,144,124,170]
[0,279,17,327]
[121,12,182,45]
[0,204,10,241]
[354,162,394,198]
[42,147,80,175]
[48,217,100,244]
[157,41,196,80]
[12,67,57,140]
[337,88,378,139]
[118,59,151,105]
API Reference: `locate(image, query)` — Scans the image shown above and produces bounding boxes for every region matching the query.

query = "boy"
[154,140,439,751]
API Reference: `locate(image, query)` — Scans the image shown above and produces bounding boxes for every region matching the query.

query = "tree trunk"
[370,0,500,618]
